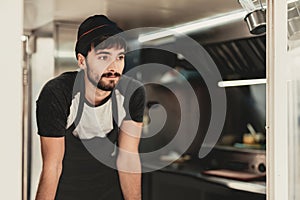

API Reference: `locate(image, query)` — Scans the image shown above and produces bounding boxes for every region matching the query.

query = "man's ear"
[77,53,86,69]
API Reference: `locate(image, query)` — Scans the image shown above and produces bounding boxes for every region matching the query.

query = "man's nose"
[107,60,118,71]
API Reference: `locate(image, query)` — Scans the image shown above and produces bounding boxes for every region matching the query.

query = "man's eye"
[118,55,125,60]
[98,56,108,60]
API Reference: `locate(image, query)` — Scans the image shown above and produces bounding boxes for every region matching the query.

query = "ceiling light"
[218,78,266,87]
[138,10,246,43]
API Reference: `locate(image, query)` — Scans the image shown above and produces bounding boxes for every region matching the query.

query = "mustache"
[101,72,121,78]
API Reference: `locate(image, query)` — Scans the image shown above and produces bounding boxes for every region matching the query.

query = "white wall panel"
[0,1,23,199]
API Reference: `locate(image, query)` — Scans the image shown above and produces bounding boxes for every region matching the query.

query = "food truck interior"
[22,0,276,199]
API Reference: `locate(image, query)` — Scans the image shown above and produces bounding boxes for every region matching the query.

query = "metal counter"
[142,159,266,195]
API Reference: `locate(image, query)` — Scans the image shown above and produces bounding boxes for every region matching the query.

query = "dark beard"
[96,79,116,91]
[86,61,121,91]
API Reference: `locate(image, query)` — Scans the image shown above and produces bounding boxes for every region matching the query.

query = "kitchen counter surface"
[142,158,266,195]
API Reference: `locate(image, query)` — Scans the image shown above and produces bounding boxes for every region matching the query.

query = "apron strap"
[66,91,85,135]
[107,90,119,144]
[111,90,119,127]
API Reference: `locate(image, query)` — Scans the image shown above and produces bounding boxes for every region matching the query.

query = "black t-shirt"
[36,70,145,200]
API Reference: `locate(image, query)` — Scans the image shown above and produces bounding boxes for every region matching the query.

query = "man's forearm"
[118,171,141,200]
[117,154,142,200]
[35,166,62,200]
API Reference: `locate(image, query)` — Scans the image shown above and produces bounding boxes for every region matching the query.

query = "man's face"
[84,46,125,91]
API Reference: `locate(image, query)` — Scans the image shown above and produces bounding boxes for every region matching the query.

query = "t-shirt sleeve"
[126,84,146,123]
[36,83,68,137]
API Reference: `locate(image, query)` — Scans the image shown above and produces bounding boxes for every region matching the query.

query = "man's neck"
[84,79,111,106]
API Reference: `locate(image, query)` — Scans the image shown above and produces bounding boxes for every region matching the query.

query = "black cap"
[75,15,123,59]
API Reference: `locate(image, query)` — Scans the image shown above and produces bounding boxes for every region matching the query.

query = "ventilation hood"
[202,35,266,81]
